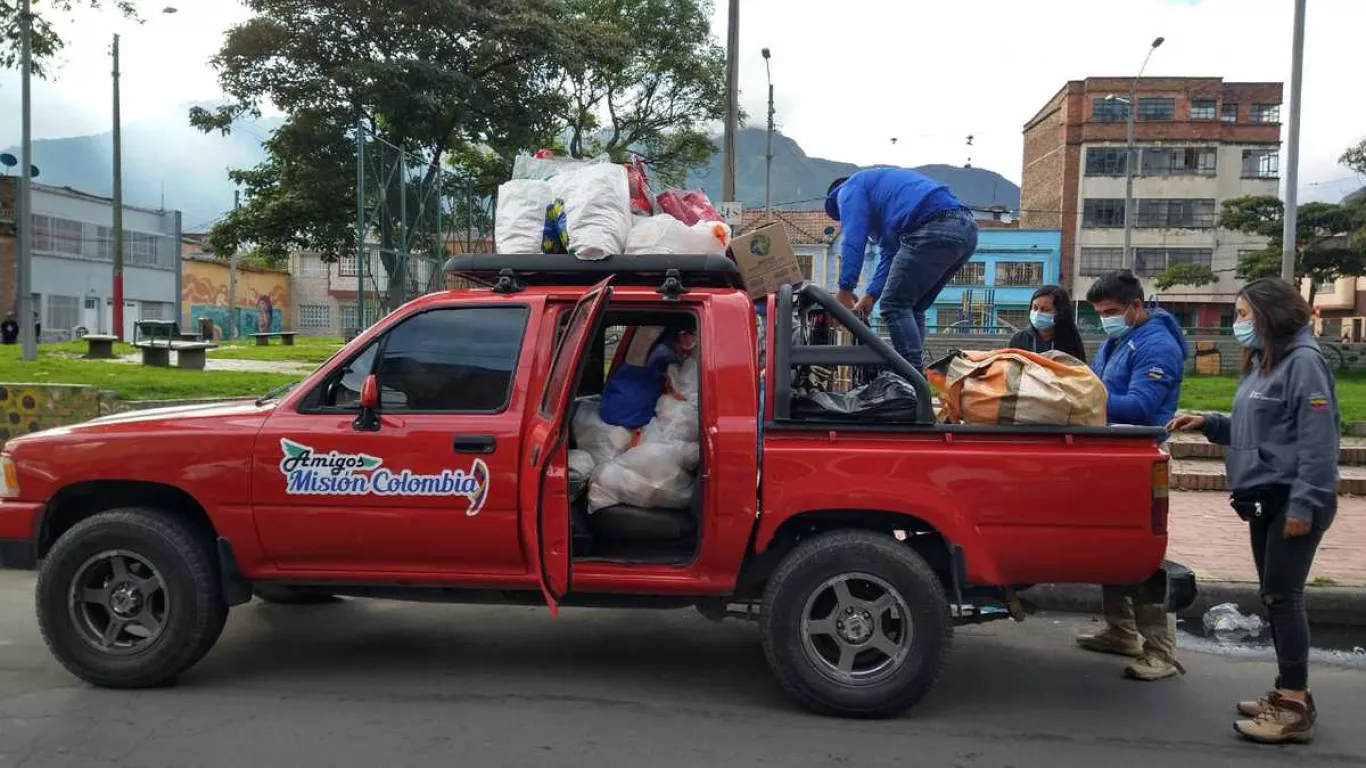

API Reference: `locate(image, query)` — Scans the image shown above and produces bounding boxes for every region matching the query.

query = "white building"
[1,178,181,340]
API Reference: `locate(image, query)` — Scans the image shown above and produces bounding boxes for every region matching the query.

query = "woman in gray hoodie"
[1168,278,1339,745]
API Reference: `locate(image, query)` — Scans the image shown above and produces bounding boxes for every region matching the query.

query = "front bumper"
[0,538,37,569]
[1138,559,1199,613]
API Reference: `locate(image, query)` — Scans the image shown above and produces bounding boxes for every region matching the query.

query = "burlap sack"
[927,349,1107,427]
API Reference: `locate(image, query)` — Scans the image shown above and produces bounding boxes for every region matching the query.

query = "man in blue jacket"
[1077,269,1188,681]
[826,168,978,371]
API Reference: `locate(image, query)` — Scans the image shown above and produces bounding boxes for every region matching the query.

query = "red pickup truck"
[0,254,1192,717]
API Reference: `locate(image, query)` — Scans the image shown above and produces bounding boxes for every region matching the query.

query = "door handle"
[453,434,497,454]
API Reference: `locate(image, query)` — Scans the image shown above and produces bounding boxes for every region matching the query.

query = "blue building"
[818,228,1062,335]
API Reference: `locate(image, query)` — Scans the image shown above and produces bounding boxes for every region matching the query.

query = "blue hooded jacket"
[1090,308,1188,429]
[826,168,963,298]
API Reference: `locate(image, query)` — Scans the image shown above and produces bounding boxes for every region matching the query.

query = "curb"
[1021,582,1366,628]
[1170,471,1366,495]
[1168,441,1366,465]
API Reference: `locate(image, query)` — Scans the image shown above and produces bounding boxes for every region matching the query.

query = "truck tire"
[760,530,951,718]
[252,584,338,604]
[35,508,228,688]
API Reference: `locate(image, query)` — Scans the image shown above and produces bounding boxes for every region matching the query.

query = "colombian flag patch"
[1309,396,1330,411]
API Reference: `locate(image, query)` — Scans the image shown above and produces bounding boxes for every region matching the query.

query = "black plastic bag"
[792,371,920,421]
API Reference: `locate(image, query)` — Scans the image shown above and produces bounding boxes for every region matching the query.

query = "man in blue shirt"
[826,167,978,371]
[1076,269,1188,682]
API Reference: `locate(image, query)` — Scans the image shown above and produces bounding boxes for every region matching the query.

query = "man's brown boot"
[1075,628,1143,658]
[1235,694,1316,744]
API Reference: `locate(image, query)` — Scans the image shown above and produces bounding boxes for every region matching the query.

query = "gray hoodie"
[1202,327,1340,527]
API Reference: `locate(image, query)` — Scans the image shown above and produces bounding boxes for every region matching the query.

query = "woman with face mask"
[1007,285,1087,362]
[1168,278,1339,745]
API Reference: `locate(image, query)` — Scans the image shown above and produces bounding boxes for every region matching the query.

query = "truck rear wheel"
[35,508,228,688]
[760,530,951,718]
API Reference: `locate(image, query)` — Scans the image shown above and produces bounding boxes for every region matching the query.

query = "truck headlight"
[0,456,19,498]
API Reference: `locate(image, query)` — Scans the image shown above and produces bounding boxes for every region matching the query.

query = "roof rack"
[443,253,744,290]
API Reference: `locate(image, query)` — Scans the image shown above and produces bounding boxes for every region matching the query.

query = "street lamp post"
[1281,0,1306,283]
[721,0,739,203]
[1122,36,1164,271]
[17,0,36,360]
[111,6,177,341]
[762,47,774,222]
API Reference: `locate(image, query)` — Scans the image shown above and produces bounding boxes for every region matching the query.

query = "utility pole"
[721,0,739,203]
[228,189,239,340]
[17,0,35,360]
[1122,36,1164,270]
[1281,0,1306,283]
[762,48,774,222]
[112,33,126,341]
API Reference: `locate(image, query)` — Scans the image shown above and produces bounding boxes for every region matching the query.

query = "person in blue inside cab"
[599,323,697,429]
[825,167,979,371]
[1075,269,1188,681]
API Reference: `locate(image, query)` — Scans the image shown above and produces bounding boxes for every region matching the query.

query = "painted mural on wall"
[0,384,106,446]
[181,259,290,338]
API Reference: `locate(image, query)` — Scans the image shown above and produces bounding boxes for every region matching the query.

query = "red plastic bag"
[624,155,655,216]
[655,188,698,225]
[533,148,556,159]
[682,189,722,223]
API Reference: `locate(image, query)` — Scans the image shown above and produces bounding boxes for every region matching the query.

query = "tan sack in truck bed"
[927,349,1107,427]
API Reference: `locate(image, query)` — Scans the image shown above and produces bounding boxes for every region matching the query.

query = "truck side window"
[377,306,528,413]
[322,342,379,409]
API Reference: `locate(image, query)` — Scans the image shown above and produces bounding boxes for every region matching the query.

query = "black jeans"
[1246,489,1325,691]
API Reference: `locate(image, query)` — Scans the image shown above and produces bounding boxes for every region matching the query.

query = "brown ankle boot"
[1235,694,1316,744]
[1237,690,1315,719]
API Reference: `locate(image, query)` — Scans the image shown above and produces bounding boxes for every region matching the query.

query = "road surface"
[0,570,1362,767]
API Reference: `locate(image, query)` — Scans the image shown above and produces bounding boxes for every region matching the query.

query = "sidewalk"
[1168,490,1366,587]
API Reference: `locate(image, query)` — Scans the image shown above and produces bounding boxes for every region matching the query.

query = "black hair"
[827,177,848,198]
[1031,285,1087,363]
[1086,270,1144,306]
[1238,278,1312,375]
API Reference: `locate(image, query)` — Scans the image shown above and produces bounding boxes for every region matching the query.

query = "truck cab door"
[521,277,613,613]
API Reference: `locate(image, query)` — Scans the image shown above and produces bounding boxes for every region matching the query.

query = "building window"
[31,216,85,257]
[296,254,329,279]
[298,304,331,329]
[125,231,160,267]
[377,307,530,412]
[339,253,359,277]
[1221,103,1239,123]
[1080,247,1125,276]
[948,261,986,285]
[1137,97,1175,121]
[1190,99,1216,120]
[1092,98,1129,123]
[1135,199,1216,228]
[1133,248,1214,278]
[1316,278,1337,294]
[139,301,177,322]
[995,262,1045,287]
[996,309,1030,333]
[338,303,380,331]
[1141,147,1217,176]
[1083,199,1126,228]
[45,294,82,331]
[1085,147,1128,176]
[1241,149,1280,179]
[1251,103,1281,123]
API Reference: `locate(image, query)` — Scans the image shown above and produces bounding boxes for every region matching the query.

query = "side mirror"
[353,374,381,432]
[360,374,379,410]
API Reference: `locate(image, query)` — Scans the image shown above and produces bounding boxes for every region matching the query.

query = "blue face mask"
[1233,319,1261,349]
[1030,310,1055,331]
[1100,314,1131,339]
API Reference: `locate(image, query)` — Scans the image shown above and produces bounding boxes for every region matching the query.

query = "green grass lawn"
[1180,370,1366,424]
[208,336,346,364]
[0,342,299,402]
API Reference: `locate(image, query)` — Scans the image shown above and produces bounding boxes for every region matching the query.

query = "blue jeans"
[877,208,978,371]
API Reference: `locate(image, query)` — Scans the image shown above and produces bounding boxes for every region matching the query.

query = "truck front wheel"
[760,530,951,718]
[35,508,228,688]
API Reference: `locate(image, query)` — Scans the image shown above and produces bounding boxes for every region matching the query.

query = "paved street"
[1,569,1363,768]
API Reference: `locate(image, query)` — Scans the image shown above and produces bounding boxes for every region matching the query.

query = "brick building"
[1020,77,1282,330]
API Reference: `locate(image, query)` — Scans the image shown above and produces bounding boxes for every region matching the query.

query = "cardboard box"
[728,222,804,299]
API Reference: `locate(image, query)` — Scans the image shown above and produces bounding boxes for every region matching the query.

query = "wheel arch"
[38,481,217,558]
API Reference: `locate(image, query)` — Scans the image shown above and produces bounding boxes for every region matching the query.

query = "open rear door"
[521,277,614,615]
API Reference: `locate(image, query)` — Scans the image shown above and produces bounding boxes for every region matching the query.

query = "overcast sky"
[2,0,1363,202]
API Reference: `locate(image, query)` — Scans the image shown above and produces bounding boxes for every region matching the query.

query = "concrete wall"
[181,257,290,339]
[0,383,107,446]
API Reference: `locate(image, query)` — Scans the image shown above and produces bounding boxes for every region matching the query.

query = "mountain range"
[3,113,1020,231]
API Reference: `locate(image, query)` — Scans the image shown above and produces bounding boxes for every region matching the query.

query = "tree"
[557,0,727,185]
[1,0,137,81]
[1342,139,1366,176]
[192,0,568,310]
[1154,262,1218,292]
[1219,195,1366,304]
